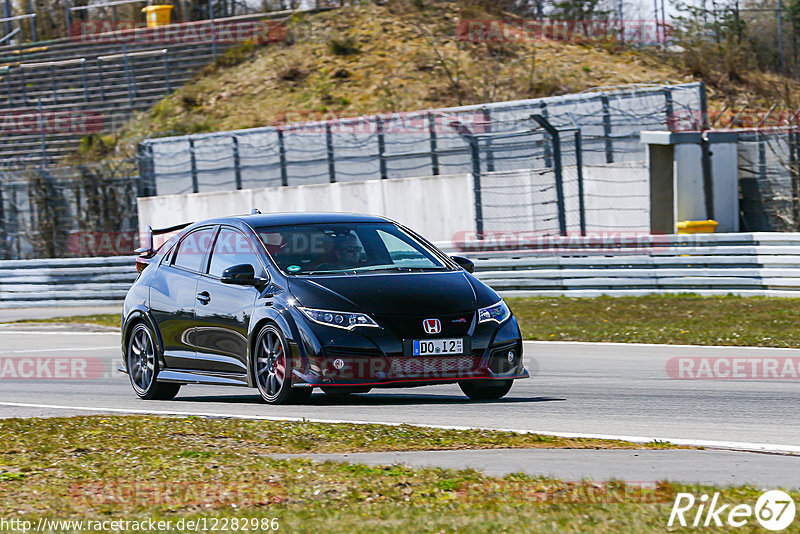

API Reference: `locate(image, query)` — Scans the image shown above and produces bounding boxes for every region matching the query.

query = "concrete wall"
[140,163,654,243]
[480,162,650,234]
[138,173,477,243]
[582,162,649,232]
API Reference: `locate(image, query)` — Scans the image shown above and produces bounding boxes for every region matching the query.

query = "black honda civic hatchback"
[122,212,529,404]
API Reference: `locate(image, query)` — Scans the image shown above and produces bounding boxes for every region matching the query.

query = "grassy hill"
[102,0,799,155]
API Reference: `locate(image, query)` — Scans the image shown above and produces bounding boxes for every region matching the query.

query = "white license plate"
[413,338,463,356]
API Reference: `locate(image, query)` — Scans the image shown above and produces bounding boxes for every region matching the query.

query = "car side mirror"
[221,264,258,285]
[451,255,475,273]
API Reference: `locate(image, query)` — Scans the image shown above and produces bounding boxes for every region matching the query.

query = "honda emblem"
[423,318,441,334]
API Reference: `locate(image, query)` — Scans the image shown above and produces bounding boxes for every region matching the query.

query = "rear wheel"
[126,322,181,400]
[459,380,513,400]
[254,324,312,404]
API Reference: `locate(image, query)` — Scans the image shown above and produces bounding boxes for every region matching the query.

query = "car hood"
[288,271,485,315]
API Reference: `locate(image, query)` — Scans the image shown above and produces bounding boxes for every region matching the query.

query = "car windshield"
[255,222,450,275]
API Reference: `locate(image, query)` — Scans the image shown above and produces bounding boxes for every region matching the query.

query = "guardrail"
[0,255,136,308]
[3,233,800,308]
[440,232,800,297]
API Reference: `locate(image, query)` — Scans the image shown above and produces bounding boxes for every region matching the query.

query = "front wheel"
[253,324,312,404]
[126,322,181,400]
[459,380,513,400]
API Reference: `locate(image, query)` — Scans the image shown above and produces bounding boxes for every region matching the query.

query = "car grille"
[372,311,474,338]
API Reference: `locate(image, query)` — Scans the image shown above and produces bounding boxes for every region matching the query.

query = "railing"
[0,12,35,42]
[0,255,136,308]
[98,46,170,111]
[4,233,800,307]
[441,233,800,297]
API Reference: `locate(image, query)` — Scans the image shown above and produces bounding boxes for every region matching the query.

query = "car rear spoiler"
[135,222,194,258]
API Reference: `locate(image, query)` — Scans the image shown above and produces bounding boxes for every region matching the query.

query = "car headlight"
[298,307,379,330]
[478,300,511,324]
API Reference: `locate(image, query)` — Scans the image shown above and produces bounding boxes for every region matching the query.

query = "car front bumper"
[288,308,530,388]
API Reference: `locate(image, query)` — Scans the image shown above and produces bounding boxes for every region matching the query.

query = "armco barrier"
[0,255,136,308]
[441,232,800,298]
[3,233,800,308]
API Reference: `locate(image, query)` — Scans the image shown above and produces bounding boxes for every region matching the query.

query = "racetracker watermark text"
[0,517,280,533]
[666,357,800,380]
[70,20,286,44]
[457,19,671,44]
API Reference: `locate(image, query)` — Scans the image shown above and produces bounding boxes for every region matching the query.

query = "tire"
[459,380,513,400]
[126,322,181,400]
[321,386,372,396]
[253,324,312,404]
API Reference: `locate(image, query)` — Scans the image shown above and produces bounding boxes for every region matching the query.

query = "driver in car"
[332,234,363,268]
[313,233,363,271]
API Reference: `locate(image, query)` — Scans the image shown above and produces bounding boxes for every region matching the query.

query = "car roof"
[195,212,392,230]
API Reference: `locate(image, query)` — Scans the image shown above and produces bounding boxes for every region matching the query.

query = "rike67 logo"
[668,490,796,530]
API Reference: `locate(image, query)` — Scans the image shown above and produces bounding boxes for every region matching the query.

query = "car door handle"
[196,291,211,305]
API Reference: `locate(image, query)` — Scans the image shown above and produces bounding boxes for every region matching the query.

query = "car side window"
[172,228,216,273]
[208,228,259,278]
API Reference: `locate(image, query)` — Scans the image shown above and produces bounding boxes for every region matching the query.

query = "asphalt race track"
[1,324,798,454]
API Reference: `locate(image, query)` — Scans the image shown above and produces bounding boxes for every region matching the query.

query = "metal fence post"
[700,135,714,220]
[326,123,336,183]
[189,138,199,193]
[482,107,494,172]
[601,94,613,163]
[427,112,439,176]
[20,67,28,106]
[575,129,586,236]
[209,0,217,61]
[81,59,89,103]
[97,60,106,101]
[122,44,135,112]
[699,80,709,130]
[664,87,674,131]
[50,64,58,104]
[64,0,71,37]
[163,50,171,93]
[28,0,35,42]
[4,0,11,36]
[532,114,567,236]
[37,99,47,167]
[136,142,157,197]
[376,116,387,180]
[232,135,242,190]
[277,128,288,186]
[468,135,483,239]
[540,102,552,168]
[3,66,11,107]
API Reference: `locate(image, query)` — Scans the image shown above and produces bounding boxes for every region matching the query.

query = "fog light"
[507,350,516,364]
[333,358,345,370]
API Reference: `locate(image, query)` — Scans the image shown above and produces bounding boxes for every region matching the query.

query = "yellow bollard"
[142,5,173,28]
[676,220,719,234]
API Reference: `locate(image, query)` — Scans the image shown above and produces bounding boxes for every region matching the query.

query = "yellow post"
[676,220,719,234]
[142,5,173,28]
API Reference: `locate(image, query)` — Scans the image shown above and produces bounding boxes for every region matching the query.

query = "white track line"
[0,401,797,455]
[524,340,800,352]
[0,346,118,354]
[0,331,118,335]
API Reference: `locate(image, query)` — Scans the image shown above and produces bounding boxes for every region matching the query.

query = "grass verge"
[9,294,800,348]
[508,294,800,347]
[2,416,788,533]
[6,314,121,328]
